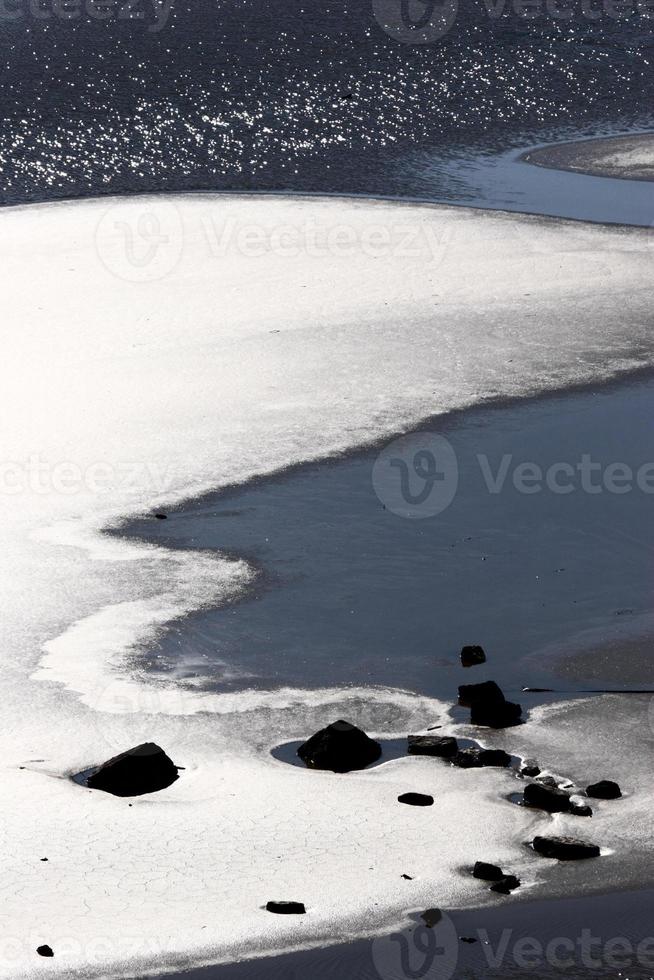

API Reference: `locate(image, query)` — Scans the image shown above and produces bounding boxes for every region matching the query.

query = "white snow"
[1,193,653,978]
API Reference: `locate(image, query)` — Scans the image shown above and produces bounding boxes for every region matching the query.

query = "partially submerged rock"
[532,836,600,860]
[458,680,504,706]
[471,698,522,729]
[421,908,442,928]
[570,801,593,817]
[86,743,179,797]
[461,645,486,667]
[452,749,482,769]
[473,861,504,881]
[453,748,511,769]
[408,734,458,758]
[523,782,571,814]
[398,792,434,807]
[490,875,521,894]
[266,901,306,915]
[520,759,541,777]
[478,749,512,767]
[36,946,54,958]
[459,681,522,729]
[586,780,622,800]
[297,720,381,773]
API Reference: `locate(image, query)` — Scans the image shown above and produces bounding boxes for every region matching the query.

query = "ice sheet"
[1,194,653,978]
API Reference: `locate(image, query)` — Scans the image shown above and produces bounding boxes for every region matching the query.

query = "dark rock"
[458,680,505,706]
[586,780,622,800]
[490,875,521,895]
[532,836,601,860]
[524,782,571,813]
[461,645,486,667]
[520,759,541,777]
[536,775,559,788]
[297,720,381,773]
[473,861,504,881]
[401,874,414,880]
[452,749,483,769]
[266,901,306,915]
[37,946,54,958]
[398,792,434,807]
[460,937,477,943]
[421,909,442,928]
[86,742,179,797]
[471,699,522,729]
[454,748,511,769]
[408,735,458,758]
[570,802,593,817]
[154,513,168,520]
[459,681,522,728]
[479,749,512,768]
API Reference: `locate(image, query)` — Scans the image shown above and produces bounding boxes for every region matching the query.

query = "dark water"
[1,1,653,207]
[125,372,654,705]
[146,887,654,980]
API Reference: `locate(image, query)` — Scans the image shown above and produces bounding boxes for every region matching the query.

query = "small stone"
[266,901,306,915]
[461,645,486,667]
[532,836,600,860]
[401,874,414,880]
[408,735,458,758]
[154,513,168,520]
[398,792,434,807]
[452,749,483,769]
[37,946,54,958]
[570,802,593,817]
[473,861,504,882]
[421,909,442,928]
[520,759,541,777]
[479,749,512,767]
[524,782,571,814]
[490,875,520,894]
[460,936,477,943]
[586,780,622,800]
[453,748,510,769]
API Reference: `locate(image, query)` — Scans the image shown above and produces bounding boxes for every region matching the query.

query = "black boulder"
[523,782,571,814]
[297,720,381,773]
[86,743,179,797]
[532,836,600,860]
[586,780,622,800]
[398,792,434,807]
[408,735,458,758]
[461,645,487,667]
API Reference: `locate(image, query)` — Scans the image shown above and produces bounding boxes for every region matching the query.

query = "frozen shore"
[1,193,654,978]
[522,133,654,182]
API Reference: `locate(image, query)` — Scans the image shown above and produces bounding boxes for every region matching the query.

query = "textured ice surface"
[1,194,653,978]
